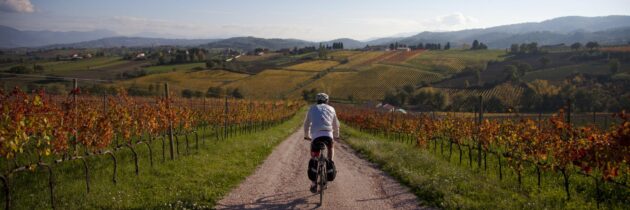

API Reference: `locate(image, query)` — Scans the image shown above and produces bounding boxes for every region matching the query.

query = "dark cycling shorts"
[310,136,333,157]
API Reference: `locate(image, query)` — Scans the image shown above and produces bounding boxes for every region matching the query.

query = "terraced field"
[335,51,391,70]
[223,69,317,99]
[381,50,425,63]
[283,60,339,72]
[290,64,443,100]
[405,50,505,74]
[116,69,249,92]
[329,50,363,59]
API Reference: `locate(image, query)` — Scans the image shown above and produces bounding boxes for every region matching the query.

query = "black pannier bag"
[326,159,337,181]
[308,159,318,181]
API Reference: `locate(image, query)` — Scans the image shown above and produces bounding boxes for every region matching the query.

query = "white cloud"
[433,13,479,28]
[344,13,481,39]
[0,0,34,13]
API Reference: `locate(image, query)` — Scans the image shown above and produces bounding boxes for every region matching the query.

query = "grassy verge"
[343,126,629,210]
[2,109,305,209]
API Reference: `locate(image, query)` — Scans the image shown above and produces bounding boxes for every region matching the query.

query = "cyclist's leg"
[327,142,334,161]
[310,138,324,191]
[322,137,334,161]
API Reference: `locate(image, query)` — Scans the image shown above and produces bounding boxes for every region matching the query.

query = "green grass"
[2,109,305,209]
[43,57,124,72]
[343,126,629,210]
[145,62,206,73]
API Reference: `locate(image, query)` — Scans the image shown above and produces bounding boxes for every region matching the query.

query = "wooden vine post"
[224,96,229,140]
[166,83,175,160]
[477,95,483,170]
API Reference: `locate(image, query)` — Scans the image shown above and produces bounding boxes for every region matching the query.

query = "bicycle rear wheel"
[319,161,326,204]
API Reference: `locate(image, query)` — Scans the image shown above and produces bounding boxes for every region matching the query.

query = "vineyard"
[0,86,302,209]
[419,83,526,107]
[336,103,630,208]
[284,60,340,72]
[381,50,425,63]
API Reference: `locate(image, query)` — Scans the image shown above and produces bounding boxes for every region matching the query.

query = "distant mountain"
[43,36,222,48]
[3,15,630,50]
[202,36,313,51]
[366,37,406,46]
[0,26,117,48]
[322,38,365,49]
[202,37,365,51]
[390,15,630,49]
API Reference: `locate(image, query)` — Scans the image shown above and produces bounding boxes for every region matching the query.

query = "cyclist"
[303,93,340,193]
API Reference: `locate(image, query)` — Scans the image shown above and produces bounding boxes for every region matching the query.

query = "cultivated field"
[284,60,340,72]
[116,69,249,93]
[405,49,505,74]
[224,69,317,99]
[291,64,444,100]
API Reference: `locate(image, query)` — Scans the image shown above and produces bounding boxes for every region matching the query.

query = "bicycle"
[314,141,328,205]
[305,137,329,205]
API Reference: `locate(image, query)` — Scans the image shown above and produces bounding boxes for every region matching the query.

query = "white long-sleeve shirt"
[303,104,340,140]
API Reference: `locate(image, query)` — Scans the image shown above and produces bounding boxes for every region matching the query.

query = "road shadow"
[215,190,323,210]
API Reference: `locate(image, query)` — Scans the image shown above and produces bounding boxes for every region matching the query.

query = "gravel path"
[215,129,424,210]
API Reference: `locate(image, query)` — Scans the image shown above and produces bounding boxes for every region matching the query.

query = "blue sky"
[0,0,628,41]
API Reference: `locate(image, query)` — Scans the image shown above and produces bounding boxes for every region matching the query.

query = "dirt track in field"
[215,129,425,210]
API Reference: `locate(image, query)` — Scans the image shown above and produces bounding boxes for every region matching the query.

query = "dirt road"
[215,130,423,209]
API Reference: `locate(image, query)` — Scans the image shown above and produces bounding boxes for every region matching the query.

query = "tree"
[609,58,620,73]
[302,88,317,101]
[206,60,215,69]
[585,41,599,51]
[318,44,328,59]
[206,87,224,98]
[485,96,504,112]
[516,62,532,75]
[574,89,596,112]
[472,40,479,50]
[475,69,482,86]
[444,42,451,50]
[402,84,415,94]
[33,64,45,73]
[478,42,488,50]
[570,42,582,51]
[8,65,30,74]
[539,57,551,68]
[231,88,244,99]
[412,88,448,111]
[527,42,538,54]
[383,91,401,106]
[181,89,194,98]
[504,65,519,82]
[519,43,528,54]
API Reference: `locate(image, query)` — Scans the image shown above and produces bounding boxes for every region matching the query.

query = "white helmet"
[316,93,329,102]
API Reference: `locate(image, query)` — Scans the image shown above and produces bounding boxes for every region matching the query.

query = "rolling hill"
[3,15,630,50]
[0,26,117,48]
[391,15,630,49]
[42,36,222,49]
